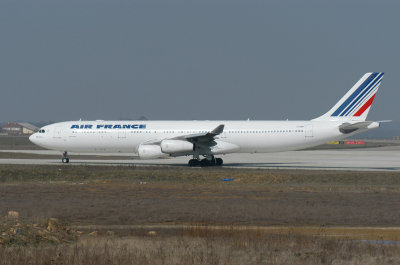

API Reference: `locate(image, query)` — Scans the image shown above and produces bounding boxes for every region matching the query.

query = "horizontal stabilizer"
[339,121,379,134]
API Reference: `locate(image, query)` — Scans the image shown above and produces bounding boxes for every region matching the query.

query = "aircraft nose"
[29,133,37,144]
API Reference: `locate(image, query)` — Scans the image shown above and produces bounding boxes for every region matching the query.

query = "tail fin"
[313,72,384,121]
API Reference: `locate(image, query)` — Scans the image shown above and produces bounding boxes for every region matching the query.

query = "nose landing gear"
[61,151,70,163]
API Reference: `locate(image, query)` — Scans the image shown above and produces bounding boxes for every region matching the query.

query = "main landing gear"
[61,151,70,163]
[188,155,223,167]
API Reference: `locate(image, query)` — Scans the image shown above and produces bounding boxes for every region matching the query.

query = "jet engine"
[137,144,167,159]
[161,140,194,154]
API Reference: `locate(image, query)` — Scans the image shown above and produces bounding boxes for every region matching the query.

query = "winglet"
[210,124,224,135]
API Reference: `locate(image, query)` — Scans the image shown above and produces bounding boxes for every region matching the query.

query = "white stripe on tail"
[313,72,384,122]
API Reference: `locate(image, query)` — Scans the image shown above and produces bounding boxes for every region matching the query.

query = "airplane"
[30,72,385,167]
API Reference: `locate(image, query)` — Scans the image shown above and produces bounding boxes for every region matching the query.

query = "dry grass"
[1,226,399,265]
[2,165,400,264]
[1,165,400,227]
[0,217,78,247]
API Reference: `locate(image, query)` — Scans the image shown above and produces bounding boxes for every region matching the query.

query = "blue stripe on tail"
[340,73,383,116]
[331,72,379,117]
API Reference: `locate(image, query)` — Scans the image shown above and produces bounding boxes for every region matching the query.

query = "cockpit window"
[38,129,45,133]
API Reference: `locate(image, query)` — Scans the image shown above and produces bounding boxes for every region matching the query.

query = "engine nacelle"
[137,144,168,159]
[161,140,194,154]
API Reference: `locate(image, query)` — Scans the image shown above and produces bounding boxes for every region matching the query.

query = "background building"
[1,122,38,135]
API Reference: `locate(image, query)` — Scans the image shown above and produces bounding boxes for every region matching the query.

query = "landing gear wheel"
[209,157,216,166]
[200,159,210,167]
[188,159,200,167]
[62,152,70,164]
[188,156,222,167]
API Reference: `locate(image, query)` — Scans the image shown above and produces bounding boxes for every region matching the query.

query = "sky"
[1,0,399,122]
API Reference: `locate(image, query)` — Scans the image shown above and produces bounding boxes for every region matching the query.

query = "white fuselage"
[28,72,385,162]
[29,120,351,155]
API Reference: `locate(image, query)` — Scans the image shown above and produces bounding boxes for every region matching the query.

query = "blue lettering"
[71,125,79,129]
[81,124,147,129]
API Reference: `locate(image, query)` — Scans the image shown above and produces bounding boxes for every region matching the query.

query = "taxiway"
[0,146,399,171]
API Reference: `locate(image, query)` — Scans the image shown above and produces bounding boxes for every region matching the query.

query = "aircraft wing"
[173,124,225,143]
[140,124,225,145]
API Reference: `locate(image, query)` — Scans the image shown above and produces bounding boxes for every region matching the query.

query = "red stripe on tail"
[354,94,376,117]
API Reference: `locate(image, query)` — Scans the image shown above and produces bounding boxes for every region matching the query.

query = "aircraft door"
[305,125,313,138]
[53,127,62,139]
